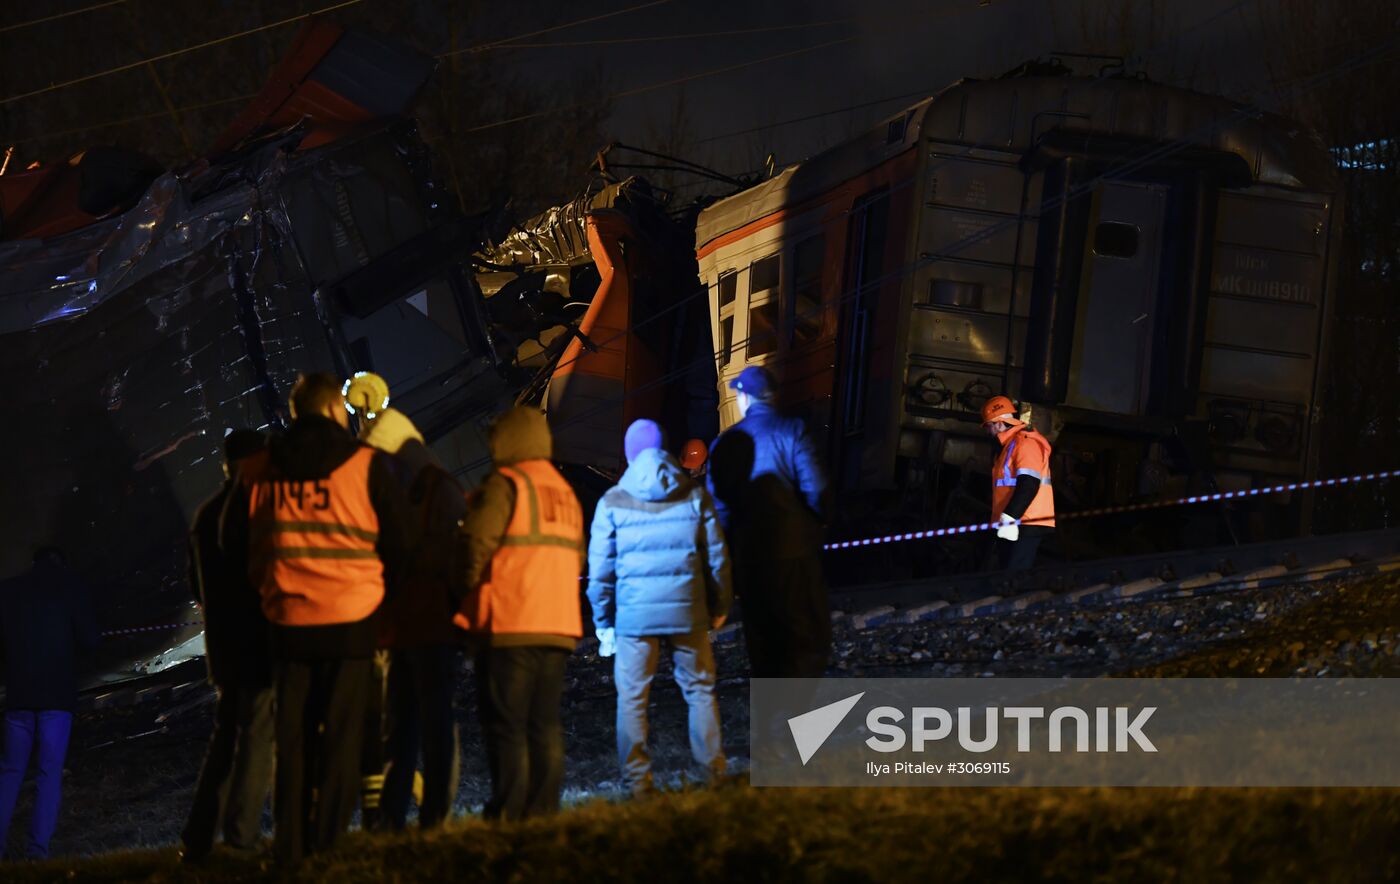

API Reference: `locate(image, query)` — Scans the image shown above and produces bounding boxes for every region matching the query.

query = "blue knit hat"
[624,419,664,463]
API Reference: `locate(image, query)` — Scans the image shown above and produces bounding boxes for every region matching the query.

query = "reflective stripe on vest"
[244,446,385,626]
[991,426,1056,528]
[453,459,584,638]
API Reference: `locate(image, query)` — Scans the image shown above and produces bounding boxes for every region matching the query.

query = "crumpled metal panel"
[477,178,646,270]
[0,126,442,679]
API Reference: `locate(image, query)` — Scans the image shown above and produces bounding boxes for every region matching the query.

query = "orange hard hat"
[681,438,708,470]
[980,395,1020,426]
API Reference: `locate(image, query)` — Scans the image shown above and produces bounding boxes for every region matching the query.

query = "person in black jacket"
[180,429,273,863]
[222,373,412,863]
[0,548,99,860]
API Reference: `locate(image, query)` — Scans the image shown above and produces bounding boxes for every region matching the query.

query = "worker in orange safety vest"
[982,395,1055,571]
[453,405,584,820]
[222,371,412,863]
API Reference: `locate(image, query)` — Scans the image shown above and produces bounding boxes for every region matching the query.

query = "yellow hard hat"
[343,371,391,419]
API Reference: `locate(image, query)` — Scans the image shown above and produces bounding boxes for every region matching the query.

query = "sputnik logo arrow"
[787,692,865,765]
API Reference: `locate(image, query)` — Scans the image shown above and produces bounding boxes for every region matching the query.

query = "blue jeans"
[0,710,73,859]
[614,632,724,793]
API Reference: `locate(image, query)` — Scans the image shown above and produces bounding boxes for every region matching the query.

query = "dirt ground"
[5,570,1398,861]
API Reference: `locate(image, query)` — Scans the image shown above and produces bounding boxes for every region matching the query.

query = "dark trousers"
[738,554,831,678]
[273,657,372,863]
[997,530,1047,572]
[475,646,569,821]
[182,684,274,854]
[359,652,389,830]
[0,710,72,860]
[382,645,460,829]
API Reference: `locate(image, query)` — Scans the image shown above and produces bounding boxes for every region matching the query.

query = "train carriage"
[695,69,1342,558]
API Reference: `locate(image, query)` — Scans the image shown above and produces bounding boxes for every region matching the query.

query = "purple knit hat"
[624,419,664,463]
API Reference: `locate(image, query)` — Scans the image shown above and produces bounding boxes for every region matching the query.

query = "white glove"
[996,513,1020,542]
[597,627,616,658]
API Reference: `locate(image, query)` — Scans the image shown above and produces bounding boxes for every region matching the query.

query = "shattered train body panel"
[0,126,502,683]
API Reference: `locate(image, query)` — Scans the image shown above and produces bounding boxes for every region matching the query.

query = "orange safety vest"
[454,459,584,638]
[243,446,385,626]
[992,424,1056,528]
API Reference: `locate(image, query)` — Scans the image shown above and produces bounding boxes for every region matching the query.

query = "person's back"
[454,405,584,821]
[358,410,465,830]
[181,430,273,862]
[190,482,268,689]
[588,423,731,794]
[706,367,831,679]
[221,372,411,864]
[709,399,827,561]
[0,558,97,712]
[594,447,730,636]
[0,550,98,860]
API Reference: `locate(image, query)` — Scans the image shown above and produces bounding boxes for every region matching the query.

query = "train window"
[791,236,825,344]
[750,254,780,296]
[717,314,734,364]
[718,271,738,310]
[747,299,779,358]
[1093,222,1139,259]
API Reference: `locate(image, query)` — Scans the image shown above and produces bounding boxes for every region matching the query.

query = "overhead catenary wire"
[696,88,937,145]
[0,0,367,107]
[0,0,126,35]
[11,93,257,146]
[435,0,673,58]
[463,36,858,133]
[7,0,675,147]
[475,19,856,50]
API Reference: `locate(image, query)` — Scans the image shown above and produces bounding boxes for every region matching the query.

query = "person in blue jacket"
[588,419,732,795]
[706,365,831,678]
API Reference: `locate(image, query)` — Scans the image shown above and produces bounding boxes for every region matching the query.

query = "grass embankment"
[13,784,1400,883]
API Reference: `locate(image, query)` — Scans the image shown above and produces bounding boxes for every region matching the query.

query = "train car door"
[834,190,889,489]
[1065,181,1168,415]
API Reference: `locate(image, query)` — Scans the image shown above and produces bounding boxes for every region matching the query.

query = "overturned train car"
[0,25,506,679]
[695,73,1340,560]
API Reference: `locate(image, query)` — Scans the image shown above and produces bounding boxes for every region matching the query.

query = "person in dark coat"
[180,429,273,862]
[222,372,413,863]
[359,408,465,830]
[0,548,99,860]
[588,419,732,794]
[707,366,831,678]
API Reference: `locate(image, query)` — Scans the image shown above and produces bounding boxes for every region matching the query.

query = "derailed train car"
[695,69,1341,560]
[474,174,718,480]
[0,24,507,678]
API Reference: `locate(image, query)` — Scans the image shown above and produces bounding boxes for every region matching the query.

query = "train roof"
[696,74,1339,251]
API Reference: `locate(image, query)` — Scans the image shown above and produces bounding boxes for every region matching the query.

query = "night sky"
[0,0,1336,193]
[495,0,1273,175]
